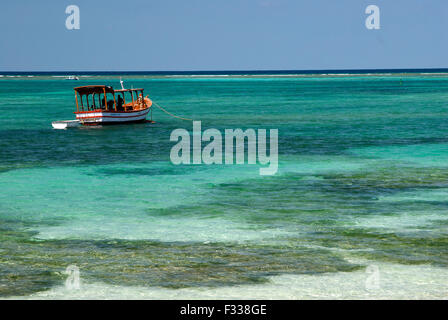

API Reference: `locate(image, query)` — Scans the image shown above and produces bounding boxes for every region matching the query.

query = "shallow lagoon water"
[1,75,448,298]
[10,262,448,300]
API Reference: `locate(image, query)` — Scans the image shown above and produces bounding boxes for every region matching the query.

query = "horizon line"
[2,67,448,74]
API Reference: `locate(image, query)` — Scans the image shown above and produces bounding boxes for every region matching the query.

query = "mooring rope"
[152,101,193,121]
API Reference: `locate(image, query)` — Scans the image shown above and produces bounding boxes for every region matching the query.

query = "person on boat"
[101,96,106,110]
[117,94,124,110]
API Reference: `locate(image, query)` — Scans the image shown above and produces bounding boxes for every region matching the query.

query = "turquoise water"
[1,75,448,298]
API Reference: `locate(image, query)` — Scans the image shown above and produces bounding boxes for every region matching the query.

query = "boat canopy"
[74,85,115,95]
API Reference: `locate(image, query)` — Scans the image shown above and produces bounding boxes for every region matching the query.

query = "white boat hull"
[75,107,150,125]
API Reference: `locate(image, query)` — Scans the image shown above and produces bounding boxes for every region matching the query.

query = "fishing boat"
[65,76,79,80]
[52,85,153,128]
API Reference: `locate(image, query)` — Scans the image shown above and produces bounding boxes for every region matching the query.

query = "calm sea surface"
[1,74,448,299]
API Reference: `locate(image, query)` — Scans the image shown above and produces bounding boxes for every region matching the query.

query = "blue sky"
[1,0,447,71]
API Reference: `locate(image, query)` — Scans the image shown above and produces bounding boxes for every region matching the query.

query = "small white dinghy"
[52,120,80,129]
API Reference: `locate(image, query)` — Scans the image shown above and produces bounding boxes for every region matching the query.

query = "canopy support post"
[103,88,107,111]
[130,91,134,112]
[75,92,79,112]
